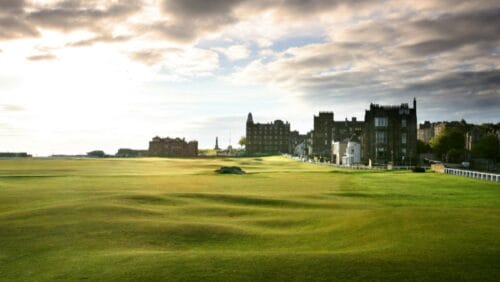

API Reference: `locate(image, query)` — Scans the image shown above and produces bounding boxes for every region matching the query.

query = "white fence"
[444,168,500,183]
[285,155,390,170]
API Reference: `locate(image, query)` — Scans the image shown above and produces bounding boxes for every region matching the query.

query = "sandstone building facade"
[417,121,434,143]
[246,113,291,154]
[148,136,198,157]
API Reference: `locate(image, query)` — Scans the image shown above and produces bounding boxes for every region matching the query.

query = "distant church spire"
[214,136,220,150]
[413,97,417,110]
[247,112,253,124]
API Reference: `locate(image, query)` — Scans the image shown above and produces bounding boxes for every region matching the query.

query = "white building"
[294,141,307,157]
[332,141,347,165]
[342,140,361,166]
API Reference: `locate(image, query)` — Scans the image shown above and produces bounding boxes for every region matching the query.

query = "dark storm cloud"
[0,0,25,13]
[161,0,244,18]
[0,16,39,39]
[161,0,376,17]
[0,0,39,40]
[403,8,500,56]
[27,0,141,32]
[0,0,142,41]
[138,20,224,44]
[278,0,376,14]
[145,0,244,43]
[300,72,380,91]
[147,22,200,43]
[152,0,379,43]
[406,69,500,93]
[404,70,500,121]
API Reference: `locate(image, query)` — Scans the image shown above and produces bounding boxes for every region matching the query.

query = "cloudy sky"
[1,0,499,155]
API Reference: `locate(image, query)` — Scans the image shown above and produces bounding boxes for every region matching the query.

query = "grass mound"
[215,166,246,174]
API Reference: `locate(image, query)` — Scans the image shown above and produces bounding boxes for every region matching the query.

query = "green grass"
[0,156,498,281]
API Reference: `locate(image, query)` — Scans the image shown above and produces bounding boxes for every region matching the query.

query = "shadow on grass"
[171,193,330,209]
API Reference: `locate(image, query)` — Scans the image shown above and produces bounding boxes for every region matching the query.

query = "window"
[375,117,388,127]
[401,119,407,127]
[401,133,407,144]
[401,148,407,156]
[376,131,386,144]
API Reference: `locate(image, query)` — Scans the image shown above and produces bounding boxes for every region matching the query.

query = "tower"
[214,136,220,150]
[313,112,334,159]
[247,112,253,124]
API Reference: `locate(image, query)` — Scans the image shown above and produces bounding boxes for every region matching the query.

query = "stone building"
[290,130,307,152]
[246,113,291,154]
[312,112,334,158]
[333,117,364,142]
[363,98,418,165]
[148,136,198,157]
[433,122,447,137]
[115,148,148,157]
[417,121,435,143]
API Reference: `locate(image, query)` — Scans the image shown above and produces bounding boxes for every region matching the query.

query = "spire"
[413,97,417,110]
[214,136,219,150]
[247,112,253,124]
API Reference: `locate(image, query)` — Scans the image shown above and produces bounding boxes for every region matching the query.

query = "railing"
[284,154,387,170]
[444,168,500,183]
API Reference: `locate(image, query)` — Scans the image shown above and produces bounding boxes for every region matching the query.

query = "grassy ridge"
[0,156,498,281]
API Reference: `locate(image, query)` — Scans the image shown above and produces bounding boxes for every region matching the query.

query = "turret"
[247,112,254,124]
[214,136,220,150]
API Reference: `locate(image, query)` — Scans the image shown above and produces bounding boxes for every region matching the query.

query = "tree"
[238,136,246,148]
[473,135,499,160]
[87,150,106,158]
[417,139,431,154]
[429,127,465,162]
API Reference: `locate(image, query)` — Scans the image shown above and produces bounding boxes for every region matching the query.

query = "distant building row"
[417,121,451,143]
[0,152,31,158]
[417,121,498,154]
[246,99,418,166]
[116,136,198,158]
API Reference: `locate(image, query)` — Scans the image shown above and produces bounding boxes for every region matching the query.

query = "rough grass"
[0,156,498,281]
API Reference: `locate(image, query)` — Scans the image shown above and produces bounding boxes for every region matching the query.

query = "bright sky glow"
[0,0,499,155]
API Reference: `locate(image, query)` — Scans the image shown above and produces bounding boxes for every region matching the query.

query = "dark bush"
[215,166,246,174]
[412,167,425,173]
